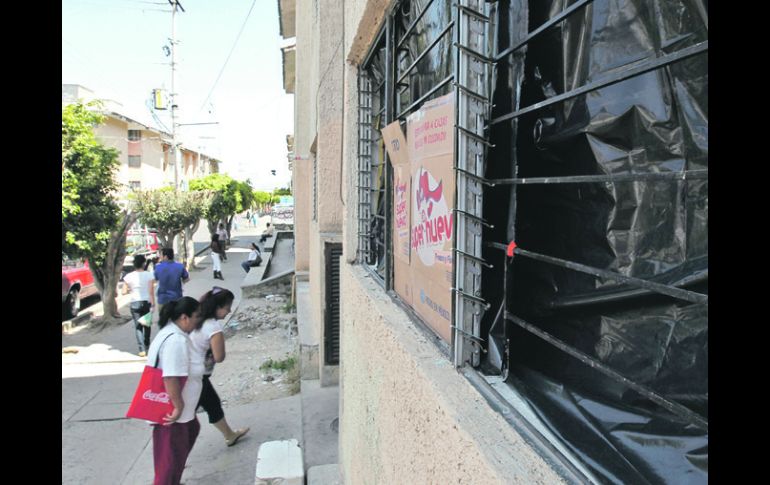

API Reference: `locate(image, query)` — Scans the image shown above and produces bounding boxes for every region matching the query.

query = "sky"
[62,0,295,191]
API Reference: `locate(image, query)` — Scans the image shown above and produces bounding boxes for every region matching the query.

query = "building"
[280,1,708,483]
[62,84,220,194]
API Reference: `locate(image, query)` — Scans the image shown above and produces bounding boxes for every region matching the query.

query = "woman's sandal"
[225,427,250,447]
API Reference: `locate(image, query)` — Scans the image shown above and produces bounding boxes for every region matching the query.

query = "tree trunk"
[184,219,201,269]
[92,210,137,320]
[226,215,234,240]
[207,219,218,237]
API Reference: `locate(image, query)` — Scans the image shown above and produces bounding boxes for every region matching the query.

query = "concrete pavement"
[62,216,340,484]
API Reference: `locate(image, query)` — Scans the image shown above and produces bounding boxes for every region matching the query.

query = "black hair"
[161,247,174,260]
[199,287,235,321]
[250,242,259,250]
[133,254,147,269]
[266,223,271,227]
[158,296,201,329]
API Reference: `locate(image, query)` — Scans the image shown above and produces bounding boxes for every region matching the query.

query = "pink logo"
[142,390,170,404]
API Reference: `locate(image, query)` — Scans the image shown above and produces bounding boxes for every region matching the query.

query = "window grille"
[128,155,142,168]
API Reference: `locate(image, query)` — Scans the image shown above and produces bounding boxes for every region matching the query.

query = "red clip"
[506,241,517,258]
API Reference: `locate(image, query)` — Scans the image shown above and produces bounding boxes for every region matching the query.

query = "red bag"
[125,335,187,424]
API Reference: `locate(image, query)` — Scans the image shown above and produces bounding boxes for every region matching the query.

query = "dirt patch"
[208,292,299,406]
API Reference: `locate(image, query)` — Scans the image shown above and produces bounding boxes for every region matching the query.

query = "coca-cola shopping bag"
[125,334,186,423]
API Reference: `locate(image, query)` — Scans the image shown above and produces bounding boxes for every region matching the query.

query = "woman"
[210,233,225,280]
[145,296,204,485]
[190,287,250,446]
[122,254,154,357]
[240,242,262,273]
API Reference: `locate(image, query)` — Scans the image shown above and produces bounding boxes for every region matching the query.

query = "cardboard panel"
[407,93,455,342]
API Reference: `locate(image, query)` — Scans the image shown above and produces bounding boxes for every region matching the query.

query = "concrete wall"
[294,158,311,272]
[96,117,129,186]
[96,118,169,190]
[340,264,567,484]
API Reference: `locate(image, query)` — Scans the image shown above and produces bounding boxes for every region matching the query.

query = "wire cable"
[197,0,258,115]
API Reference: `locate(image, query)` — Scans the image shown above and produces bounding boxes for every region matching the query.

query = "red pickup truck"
[62,258,99,319]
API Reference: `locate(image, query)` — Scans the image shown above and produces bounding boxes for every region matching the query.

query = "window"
[357,28,388,283]
[128,129,142,141]
[129,181,141,190]
[476,1,708,483]
[128,155,142,168]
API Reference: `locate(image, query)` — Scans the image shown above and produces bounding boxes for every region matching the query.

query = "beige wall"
[96,118,169,191]
[340,264,567,484]
[294,158,311,272]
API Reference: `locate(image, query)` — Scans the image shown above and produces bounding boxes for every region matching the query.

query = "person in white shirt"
[122,255,154,357]
[240,242,262,273]
[216,223,229,260]
[145,296,204,485]
[190,286,250,447]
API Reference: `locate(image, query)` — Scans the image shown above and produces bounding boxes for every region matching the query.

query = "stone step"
[255,439,304,485]
[307,464,341,485]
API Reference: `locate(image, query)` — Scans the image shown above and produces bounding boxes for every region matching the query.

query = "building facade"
[62,84,220,195]
[280,1,708,483]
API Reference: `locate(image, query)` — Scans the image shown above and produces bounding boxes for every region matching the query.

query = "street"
[62,216,289,485]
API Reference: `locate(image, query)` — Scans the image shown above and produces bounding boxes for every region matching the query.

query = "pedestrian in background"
[259,222,274,243]
[122,254,154,357]
[216,223,229,260]
[191,287,250,447]
[210,233,225,281]
[151,248,190,317]
[240,242,262,273]
[146,296,204,485]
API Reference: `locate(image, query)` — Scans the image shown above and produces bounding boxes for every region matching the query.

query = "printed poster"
[407,93,455,343]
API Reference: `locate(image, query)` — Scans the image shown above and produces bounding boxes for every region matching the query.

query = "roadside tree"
[62,101,136,320]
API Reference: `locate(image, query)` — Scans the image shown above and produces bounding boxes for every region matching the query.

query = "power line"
[197,0,258,114]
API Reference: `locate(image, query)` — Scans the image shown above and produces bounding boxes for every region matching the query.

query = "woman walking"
[191,287,250,446]
[122,254,154,357]
[146,296,204,485]
[210,233,225,280]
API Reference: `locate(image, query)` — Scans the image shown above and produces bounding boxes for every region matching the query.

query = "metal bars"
[453,0,491,368]
[505,311,708,430]
[357,73,375,267]
[489,41,709,128]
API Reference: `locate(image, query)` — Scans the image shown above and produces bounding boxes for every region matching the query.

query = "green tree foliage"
[62,101,135,319]
[253,190,272,210]
[273,187,292,196]
[133,188,212,250]
[189,173,253,234]
[62,102,121,259]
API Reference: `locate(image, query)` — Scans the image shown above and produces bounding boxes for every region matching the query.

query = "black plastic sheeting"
[481,1,708,483]
[394,0,455,114]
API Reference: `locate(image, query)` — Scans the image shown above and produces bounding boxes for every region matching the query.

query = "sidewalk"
[62,217,314,484]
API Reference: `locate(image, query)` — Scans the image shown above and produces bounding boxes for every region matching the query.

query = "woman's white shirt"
[189,318,224,376]
[146,323,203,423]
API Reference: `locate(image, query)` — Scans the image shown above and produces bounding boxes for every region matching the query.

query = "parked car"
[62,257,99,319]
[121,229,161,280]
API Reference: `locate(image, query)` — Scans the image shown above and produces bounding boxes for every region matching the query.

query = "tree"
[252,190,272,212]
[132,188,212,268]
[62,102,135,320]
[189,174,253,236]
[273,187,292,196]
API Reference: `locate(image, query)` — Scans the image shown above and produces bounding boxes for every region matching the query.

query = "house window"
[128,155,142,168]
[357,27,389,283]
[129,181,141,190]
[128,130,142,141]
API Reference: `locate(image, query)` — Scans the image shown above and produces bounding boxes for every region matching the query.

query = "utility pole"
[169,0,185,189]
